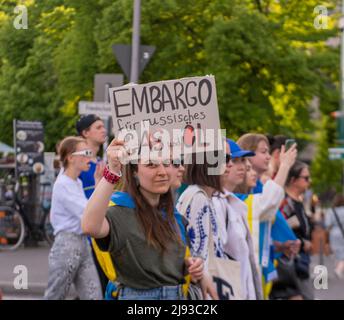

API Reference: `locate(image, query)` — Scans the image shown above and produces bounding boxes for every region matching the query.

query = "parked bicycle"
[0,174,54,251]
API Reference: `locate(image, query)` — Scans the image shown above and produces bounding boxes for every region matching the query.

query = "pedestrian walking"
[44,136,102,300]
[76,114,110,295]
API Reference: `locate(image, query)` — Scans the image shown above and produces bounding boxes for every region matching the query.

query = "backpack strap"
[90,199,118,282]
[91,238,117,282]
[91,199,120,299]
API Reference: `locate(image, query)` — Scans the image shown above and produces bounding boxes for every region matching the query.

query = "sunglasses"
[71,149,93,157]
[171,157,184,168]
[298,175,311,182]
[225,153,232,164]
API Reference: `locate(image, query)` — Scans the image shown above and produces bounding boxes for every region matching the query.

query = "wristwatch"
[103,166,122,184]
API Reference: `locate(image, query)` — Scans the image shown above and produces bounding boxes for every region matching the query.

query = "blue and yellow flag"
[93,191,191,300]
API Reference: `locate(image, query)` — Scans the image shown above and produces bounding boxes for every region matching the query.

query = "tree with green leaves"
[0,0,341,193]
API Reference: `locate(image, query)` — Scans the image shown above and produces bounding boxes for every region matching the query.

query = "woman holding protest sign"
[82,139,212,300]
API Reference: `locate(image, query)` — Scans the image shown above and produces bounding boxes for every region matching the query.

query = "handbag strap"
[207,208,216,260]
[332,207,344,239]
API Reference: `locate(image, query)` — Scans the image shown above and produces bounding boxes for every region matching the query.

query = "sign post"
[328,147,344,160]
[78,73,124,160]
[78,101,112,118]
[328,147,344,193]
[13,120,45,176]
[13,119,45,246]
[94,74,124,102]
[112,44,155,81]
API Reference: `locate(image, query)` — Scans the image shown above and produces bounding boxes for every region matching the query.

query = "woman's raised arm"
[81,139,125,238]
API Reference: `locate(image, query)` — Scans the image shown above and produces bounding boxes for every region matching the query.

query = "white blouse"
[213,191,257,300]
[176,185,226,268]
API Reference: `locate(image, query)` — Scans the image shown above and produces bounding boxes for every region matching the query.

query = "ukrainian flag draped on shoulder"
[94,191,190,300]
[91,194,138,283]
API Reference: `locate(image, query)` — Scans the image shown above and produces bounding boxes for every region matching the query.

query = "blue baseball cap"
[226,138,255,159]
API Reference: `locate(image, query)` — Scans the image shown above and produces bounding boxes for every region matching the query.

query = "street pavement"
[0,244,77,300]
[0,245,343,300]
[310,254,344,300]
[0,245,49,299]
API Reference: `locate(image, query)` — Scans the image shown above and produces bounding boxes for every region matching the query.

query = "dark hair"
[59,136,86,168]
[76,114,102,137]
[286,160,308,186]
[267,135,288,154]
[183,151,222,193]
[333,194,344,208]
[122,162,181,252]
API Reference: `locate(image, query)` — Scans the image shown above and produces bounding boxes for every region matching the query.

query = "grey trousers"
[44,232,103,300]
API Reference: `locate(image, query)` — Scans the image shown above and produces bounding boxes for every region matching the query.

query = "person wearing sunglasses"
[44,136,102,300]
[76,114,112,295]
[273,160,314,300]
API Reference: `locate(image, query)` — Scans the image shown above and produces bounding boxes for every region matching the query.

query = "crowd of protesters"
[44,114,340,300]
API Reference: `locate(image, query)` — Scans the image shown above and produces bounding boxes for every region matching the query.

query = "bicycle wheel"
[0,206,25,251]
[43,211,54,246]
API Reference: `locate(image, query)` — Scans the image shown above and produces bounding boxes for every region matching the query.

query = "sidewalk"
[311,254,344,300]
[0,245,49,298]
[1,246,343,299]
[0,245,78,299]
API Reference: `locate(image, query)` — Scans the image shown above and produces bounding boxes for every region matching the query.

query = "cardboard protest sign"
[108,76,224,156]
[13,120,45,175]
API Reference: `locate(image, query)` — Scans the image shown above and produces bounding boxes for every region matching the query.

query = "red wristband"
[103,166,122,184]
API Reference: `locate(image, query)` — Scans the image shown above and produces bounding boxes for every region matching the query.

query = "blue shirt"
[79,160,98,199]
[252,180,263,194]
